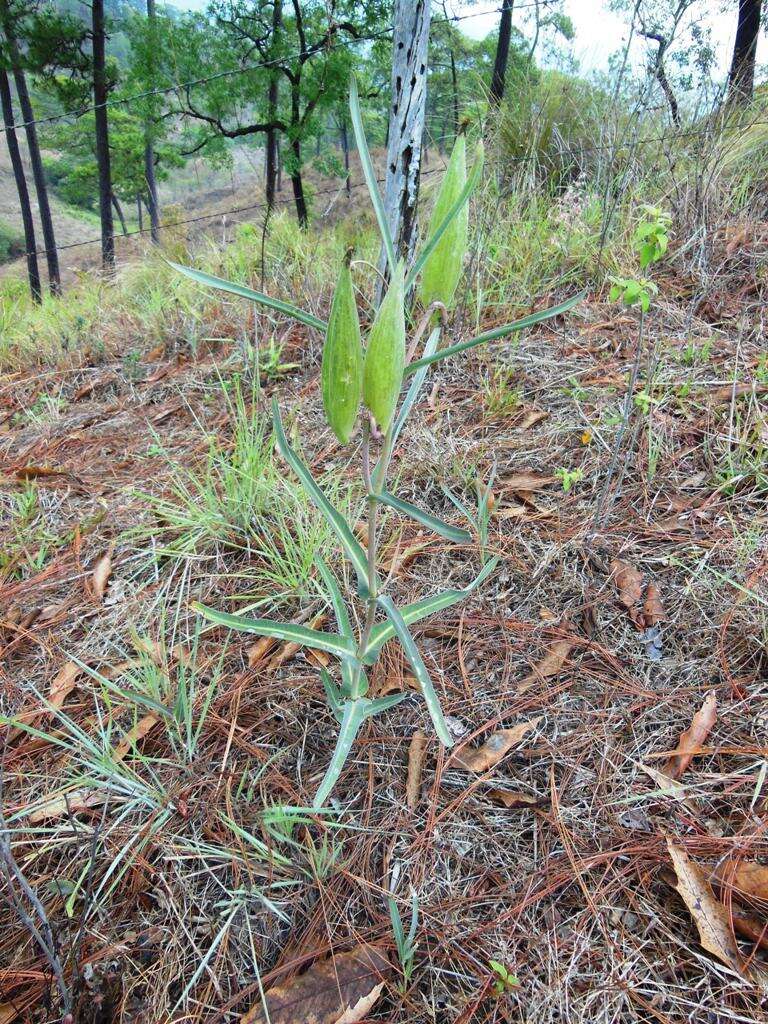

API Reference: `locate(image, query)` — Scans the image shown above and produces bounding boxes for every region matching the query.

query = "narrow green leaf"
[392,326,441,445]
[168,261,326,331]
[363,557,498,663]
[349,74,396,275]
[320,667,345,724]
[315,556,357,695]
[404,151,483,294]
[365,692,409,716]
[272,399,374,597]
[376,594,453,747]
[313,699,369,807]
[375,491,471,544]
[405,292,584,375]
[194,602,355,658]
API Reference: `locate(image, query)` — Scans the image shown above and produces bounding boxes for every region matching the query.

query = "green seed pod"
[418,131,473,312]
[321,252,363,444]
[362,261,406,432]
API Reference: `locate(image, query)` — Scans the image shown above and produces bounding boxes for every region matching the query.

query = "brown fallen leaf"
[496,501,554,522]
[27,788,105,824]
[667,839,749,979]
[248,635,277,668]
[501,471,556,492]
[49,661,81,712]
[642,583,665,627]
[516,409,549,430]
[378,672,419,697]
[487,789,543,809]
[665,691,717,780]
[518,639,574,693]
[268,613,327,671]
[241,943,390,1024]
[91,545,115,601]
[714,860,768,904]
[611,559,643,611]
[406,730,426,810]
[113,713,160,761]
[454,717,542,771]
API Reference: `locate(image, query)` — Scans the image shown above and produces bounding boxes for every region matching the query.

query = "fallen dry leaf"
[113,713,160,761]
[667,839,748,979]
[241,943,390,1024]
[379,672,419,697]
[665,691,717,780]
[406,730,426,811]
[501,471,556,492]
[518,639,574,693]
[454,717,542,771]
[91,546,114,601]
[642,583,665,627]
[714,860,768,904]
[268,613,326,671]
[248,635,277,668]
[49,661,81,712]
[487,789,542,809]
[27,788,105,824]
[516,409,549,430]
[611,559,643,610]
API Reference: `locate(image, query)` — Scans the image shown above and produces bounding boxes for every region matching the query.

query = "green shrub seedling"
[172,77,581,807]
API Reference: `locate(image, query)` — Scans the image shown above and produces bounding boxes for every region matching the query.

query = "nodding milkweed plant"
[172,77,581,807]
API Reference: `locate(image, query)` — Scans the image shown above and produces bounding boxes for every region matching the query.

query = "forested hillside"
[2,2,768,1023]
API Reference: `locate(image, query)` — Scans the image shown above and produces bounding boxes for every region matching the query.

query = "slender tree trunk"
[143,0,160,243]
[728,0,761,103]
[489,0,514,107]
[0,67,40,301]
[450,50,459,137]
[290,139,308,227]
[0,3,61,294]
[137,193,143,232]
[92,0,115,269]
[112,194,127,235]
[641,32,680,126]
[276,137,282,191]
[340,117,351,196]
[378,0,431,286]
[265,0,282,212]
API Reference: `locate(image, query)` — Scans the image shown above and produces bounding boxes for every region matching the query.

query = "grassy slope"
[1,149,768,1024]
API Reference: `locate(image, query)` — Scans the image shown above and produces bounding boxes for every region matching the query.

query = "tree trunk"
[489,0,514,107]
[112,194,128,235]
[265,0,282,211]
[143,0,160,243]
[0,2,61,294]
[728,0,761,103]
[378,0,431,285]
[276,138,282,192]
[0,68,41,301]
[137,193,143,232]
[450,49,459,137]
[340,117,351,196]
[290,140,308,227]
[92,0,115,270]
[641,32,680,126]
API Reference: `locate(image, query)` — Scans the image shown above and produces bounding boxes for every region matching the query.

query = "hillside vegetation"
[2,5,768,1024]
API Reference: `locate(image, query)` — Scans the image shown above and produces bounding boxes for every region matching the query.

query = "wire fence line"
[0,1,562,136]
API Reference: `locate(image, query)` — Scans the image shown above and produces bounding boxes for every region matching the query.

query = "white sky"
[457,0,767,78]
[171,0,767,81]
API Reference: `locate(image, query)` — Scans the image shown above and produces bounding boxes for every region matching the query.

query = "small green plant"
[489,960,519,996]
[555,466,583,492]
[633,205,671,269]
[388,890,419,992]
[482,366,522,417]
[680,338,713,367]
[259,336,300,381]
[172,77,580,806]
[608,275,658,312]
